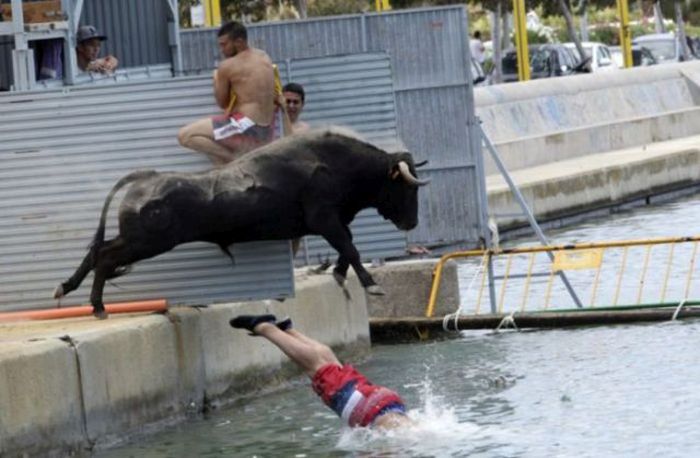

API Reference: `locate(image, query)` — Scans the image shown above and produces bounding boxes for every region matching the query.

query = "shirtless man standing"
[178,21,289,165]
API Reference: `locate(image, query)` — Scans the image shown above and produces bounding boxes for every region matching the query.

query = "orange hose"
[0,299,168,322]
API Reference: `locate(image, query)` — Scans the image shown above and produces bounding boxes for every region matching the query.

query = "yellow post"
[512,0,530,81]
[375,0,391,12]
[204,0,222,27]
[616,0,633,68]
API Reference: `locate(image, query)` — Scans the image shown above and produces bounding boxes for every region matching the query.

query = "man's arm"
[213,65,231,111]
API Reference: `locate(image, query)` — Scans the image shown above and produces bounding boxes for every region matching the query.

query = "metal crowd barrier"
[426,235,700,318]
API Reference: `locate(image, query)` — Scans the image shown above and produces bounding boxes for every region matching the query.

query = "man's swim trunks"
[212,112,274,153]
[312,363,406,427]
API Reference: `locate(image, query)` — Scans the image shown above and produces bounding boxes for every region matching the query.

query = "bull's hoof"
[93,310,109,320]
[366,285,386,296]
[53,284,64,299]
[332,271,346,287]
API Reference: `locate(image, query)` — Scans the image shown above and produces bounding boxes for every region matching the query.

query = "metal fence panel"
[248,15,365,60]
[81,0,171,67]
[365,8,479,245]
[0,35,12,90]
[0,76,293,312]
[364,7,469,90]
[287,53,407,264]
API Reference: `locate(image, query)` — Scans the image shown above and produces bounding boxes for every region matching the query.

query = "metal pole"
[617,0,633,68]
[165,0,183,76]
[479,123,584,308]
[463,6,497,314]
[512,0,530,81]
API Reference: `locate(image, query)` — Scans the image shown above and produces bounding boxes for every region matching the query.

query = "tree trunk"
[492,1,503,84]
[502,10,511,51]
[653,1,666,33]
[675,1,689,60]
[580,8,589,42]
[559,0,585,59]
[295,0,307,18]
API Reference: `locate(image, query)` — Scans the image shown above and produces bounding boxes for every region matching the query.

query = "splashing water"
[335,377,485,457]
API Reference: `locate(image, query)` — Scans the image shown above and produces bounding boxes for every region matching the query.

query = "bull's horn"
[398,161,430,186]
[415,160,429,168]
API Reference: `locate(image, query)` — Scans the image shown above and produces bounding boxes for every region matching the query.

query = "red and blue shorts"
[312,363,406,427]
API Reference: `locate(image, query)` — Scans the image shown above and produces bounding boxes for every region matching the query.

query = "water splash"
[335,377,483,456]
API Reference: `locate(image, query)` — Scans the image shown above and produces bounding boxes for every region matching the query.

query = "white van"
[632,33,689,64]
[564,41,618,73]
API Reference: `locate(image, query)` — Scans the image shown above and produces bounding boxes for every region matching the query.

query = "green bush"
[527,28,550,44]
[588,25,618,45]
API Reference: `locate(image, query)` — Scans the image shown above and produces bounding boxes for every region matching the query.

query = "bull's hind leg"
[87,237,131,319]
[53,250,95,299]
[89,236,175,319]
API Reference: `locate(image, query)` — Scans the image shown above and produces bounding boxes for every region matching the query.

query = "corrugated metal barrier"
[0,76,294,312]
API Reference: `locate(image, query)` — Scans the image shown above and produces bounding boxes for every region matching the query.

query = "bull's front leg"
[313,218,385,296]
[332,226,352,287]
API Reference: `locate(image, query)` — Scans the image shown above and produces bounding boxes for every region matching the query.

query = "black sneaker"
[276,317,293,331]
[229,314,277,334]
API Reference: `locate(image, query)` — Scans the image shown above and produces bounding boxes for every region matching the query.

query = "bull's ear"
[415,160,428,168]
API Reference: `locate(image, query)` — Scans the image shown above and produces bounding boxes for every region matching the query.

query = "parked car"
[501,44,586,83]
[609,45,657,68]
[564,41,618,72]
[632,33,690,64]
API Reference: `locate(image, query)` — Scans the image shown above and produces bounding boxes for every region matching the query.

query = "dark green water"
[95,196,700,457]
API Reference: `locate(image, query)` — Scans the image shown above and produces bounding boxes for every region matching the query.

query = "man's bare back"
[178,21,287,165]
[215,48,276,126]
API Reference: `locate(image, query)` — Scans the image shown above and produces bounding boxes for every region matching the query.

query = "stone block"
[0,340,86,457]
[365,259,460,318]
[72,315,182,445]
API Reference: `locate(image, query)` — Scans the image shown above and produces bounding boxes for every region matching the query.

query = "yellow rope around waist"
[225,64,283,115]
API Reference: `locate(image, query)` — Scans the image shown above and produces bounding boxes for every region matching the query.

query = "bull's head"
[377,153,429,231]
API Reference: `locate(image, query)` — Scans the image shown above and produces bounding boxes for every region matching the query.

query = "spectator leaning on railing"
[76,25,119,74]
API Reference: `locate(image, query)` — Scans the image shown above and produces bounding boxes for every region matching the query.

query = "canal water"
[95,195,700,457]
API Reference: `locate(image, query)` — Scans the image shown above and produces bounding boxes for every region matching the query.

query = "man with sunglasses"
[283,82,310,134]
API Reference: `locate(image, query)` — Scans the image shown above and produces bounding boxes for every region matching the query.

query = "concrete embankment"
[476,61,700,230]
[0,271,370,457]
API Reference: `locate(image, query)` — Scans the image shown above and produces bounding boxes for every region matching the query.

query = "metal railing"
[426,235,700,318]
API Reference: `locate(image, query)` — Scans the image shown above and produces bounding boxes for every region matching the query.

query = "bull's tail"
[89,170,158,256]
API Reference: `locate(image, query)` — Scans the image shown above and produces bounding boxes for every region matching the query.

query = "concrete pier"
[0,272,369,457]
[478,61,700,230]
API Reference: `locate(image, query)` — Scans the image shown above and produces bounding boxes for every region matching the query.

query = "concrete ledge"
[0,340,85,457]
[487,107,700,174]
[0,271,369,456]
[365,259,459,319]
[72,316,183,446]
[487,136,700,228]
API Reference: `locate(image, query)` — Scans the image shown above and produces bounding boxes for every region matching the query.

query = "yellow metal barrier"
[425,236,700,318]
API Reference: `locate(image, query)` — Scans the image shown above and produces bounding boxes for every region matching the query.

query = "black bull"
[54,130,429,318]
